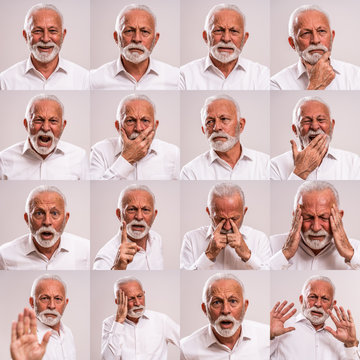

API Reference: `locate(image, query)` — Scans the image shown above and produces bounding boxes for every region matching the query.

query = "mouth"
[220,320,234,328]
[308,235,325,241]
[37,46,54,52]
[212,136,227,142]
[38,135,52,146]
[311,310,324,317]
[218,47,234,53]
[40,231,54,240]
[131,225,145,232]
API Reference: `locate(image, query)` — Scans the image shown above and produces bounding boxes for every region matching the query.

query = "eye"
[123,29,135,35]
[230,29,240,34]
[205,119,215,127]
[229,299,238,304]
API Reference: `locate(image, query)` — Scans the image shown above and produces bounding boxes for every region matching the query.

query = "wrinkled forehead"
[206,99,237,118]
[294,10,330,33]
[305,280,334,299]
[123,9,155,29]
[119,281,143,295]
[209,279,243,299]
[300,189,336,209]
[125,99,154,118]
[300,101,330,119]
[30,191,65,211]
[30,99,63,120]
[212,194,243,213]
[29,8,63,29]
[122,189,154,208]
[36,279,66,297]
[212,9,244,29]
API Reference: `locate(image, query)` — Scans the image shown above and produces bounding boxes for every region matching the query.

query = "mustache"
[209,131,231,142]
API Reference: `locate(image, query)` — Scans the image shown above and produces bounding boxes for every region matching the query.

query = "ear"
[243,299,249,314]
[299,295,303,304]
[65,298,69,307]
[62,119,67,130]
[24,119,29,131]
[243,206,248,216]
[331,119,335,129]
[62,28,67,40]
[331,30,335,41]
[201,126,205,135]
[116,208,121,221]
[332,299,337,307]
[155,120,159,130]
[153,33,160,47]
[239,118,246,134]
[113,31,119,44]
[23,30,28,42]
[339,210,344,218]
[115,298,118,305]
[115,120,120,133]
[202,30,209,44]
[288,36,296,50]
[292,124,299,137]
[153,209,158,220]
[242,32,249,47]
[29,297,34,309]
[206,207,211,217]
[201,303,207,315]
[64,212,70,225]
[24,213,29,225]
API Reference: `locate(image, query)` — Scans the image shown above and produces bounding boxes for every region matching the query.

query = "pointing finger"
[229,218,240,234]
[121,221,127,243]
[214,219,226,234]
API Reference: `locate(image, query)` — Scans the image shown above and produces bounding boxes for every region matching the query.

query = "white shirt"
[101,310,179,360]
[269,233,360,270]
[181,320,270,360]
[90,137,179,180]
[0,57,89,90]
[0,139,88,180]
[0,232,90,270]
[93,230,164,270]
[90,57,179,90]
[180,225,271,270]
[180,55,270,90]
[270,147,360,180]
[180,147,270,180]
[271,313,360,360]
[271,59,360,90]
[37,320,76,360]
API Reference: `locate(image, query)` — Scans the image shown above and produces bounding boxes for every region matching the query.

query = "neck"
[209,55,238,78]
[215,142,242,168]
[212,325,241,350]
[32,237,61,260]
[30,55,59,79]
[127,315,140,324]
[121,55,150,81]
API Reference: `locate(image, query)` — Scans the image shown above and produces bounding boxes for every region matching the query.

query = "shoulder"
[91,137,118,151]
[180,57,205,73]
[271,63,298,88]
[58,140,86,155]
[90,60,117,76]
[0,60,27,76]
[62,232,89,247]
[0,234,28,252]
[183,151,210,168]
[271,151,293,164]
[241,57,269,72]
[242,225,268,239]
[62,58,89,74]
[152,138,179,154]
[0,141,26,157]
[332,59,360,73]
[181,325,208,348]
[149,229,162,243]
[184,226,209,240]
[331,147,360,159]
[152,58,179,73]
[245,148,270,161]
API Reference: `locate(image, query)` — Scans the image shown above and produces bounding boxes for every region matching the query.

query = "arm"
[165,315,180,347]
[305,52,335,90]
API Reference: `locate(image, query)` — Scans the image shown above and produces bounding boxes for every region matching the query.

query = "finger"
[276,300,289,314]
[29,308,38,336]
[319,51,331,63]
[23,310,30,334]
[120,128,130,143]
[339,306,347,320]
[327,308,340,327]
[324,326,336,337]
[41,330,52,350]
[271,301,281,314]
[136,245,142,252]
[283,326,296,334]
[139,126,153,141]
[16,312,24,337]
[121,221,127,243]
[281,302,295,315]
[229,219,240,234]
[283,308,297,322]
[214,219,226,234]
[348,309,354,323]
[290,140,298,159]
[11,321,17,342]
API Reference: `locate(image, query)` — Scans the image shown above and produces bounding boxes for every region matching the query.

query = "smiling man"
[90,4,179,90]
[93,184,163,270]
[270,181,360,270]
[180,4,269,90]
[0,3,89,90]
[180,95,269,180]
[181,273,269,359]
[271,5,360,90]
[271,96,360,180]
[0,185,89,270]
[270,275,360,359]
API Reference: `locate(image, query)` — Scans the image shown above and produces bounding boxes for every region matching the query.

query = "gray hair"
[202,273,245,305]
[30,274,67,299]
[293,181,339,210]
[301,275,336,299]
[113,276,143,298]
[292,96,331,127]
[288,5,330,38]
[115,4,157,35]
[200,94,241,127]
[25,94,64,123]
[117,184,155,210]
[204,4,246,35]
[25,185,67,214]
[24,3,64,34]
[207,182,245,215]
[116,94,156,126]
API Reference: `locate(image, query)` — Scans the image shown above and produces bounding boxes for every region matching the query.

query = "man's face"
[300,280,334,327]
[24,99,66,158]
[289,10,334,65]
[119,190,157,241]
[30,279,68,328]
[204,9,248,64]
[202,99,243,153]
[25,191,69,249]
[293,101,334,148]
[299,189,340,251]
[115,9,159,64]
[23,9,66,64]
[202,279,248,338]
[119,281,146,319]
[207,194,247,234]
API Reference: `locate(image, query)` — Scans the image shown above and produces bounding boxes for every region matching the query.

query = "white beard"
[128,305,145,318]
[28,130,59,156]
[208,313,243,338]
[209,40,242,63]
[27,40,62,63]
[295,43,330,65]
[35,308,62,327]
[302,303,329,325]
[301,229,332,250]
[126,219,150,240]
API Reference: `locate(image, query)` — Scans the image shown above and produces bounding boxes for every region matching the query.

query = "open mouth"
[309,235,325,241]
[40,231,54,240]
[132,225,145,231]
[37,46,54,52]
[220,320,234,328]
[218,47,234,53]
[38,135,52,145]
[311,310,324,317]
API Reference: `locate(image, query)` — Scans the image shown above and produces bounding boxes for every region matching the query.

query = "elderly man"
[90,4,179,90]
[180,95,269,180]
[102,276,179,359]
[180,4,269,90]
[0,3,89,90]
[181,273,269,359]
[93,184,163,270]
[271,96,360,180]
[271,275,360,359]
[180,183,271,270]
[0,94,88,180]
[90,94,179,180]
[271,5,360,90]
[0,185,89,270]
[270,181,360,270]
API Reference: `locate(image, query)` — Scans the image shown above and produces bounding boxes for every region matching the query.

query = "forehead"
[31,100,63,119]
[123,9,155,29]
[120,281,143,295]
[301,189,335,211]
[30,9,62,28]
[306,280,333,298]
[123,190,154,207]
[125,100,154,118]
[207,99,237,117]
[210,279,243,298]
[36,279,65,296]
[300,101,330,119]
[31,191,65,209]
[212,9,244,28]
[213,194,243,214]
[295,10,330,31]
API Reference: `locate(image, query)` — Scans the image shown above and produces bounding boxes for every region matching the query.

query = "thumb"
[136,245,142,252]
[290,140,298,159]
[319,51,331,63]
[41,330,51,349]
[121,221,127,243]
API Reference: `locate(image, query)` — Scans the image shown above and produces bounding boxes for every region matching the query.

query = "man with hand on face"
[0,3,89,90]
[0,185,89,270]
[0,94,88,180]
[180,183,271,270]
[93,184,163,270]
[271,5,360,90]
[90,94,179,180]
[270,275,360,359]
[101,276,179,359]
[271,96,360,180]
[180,4,269,90]
[90,4,179,90]
[270,181,360,270]
[181,273,269,359]
[180,95,269,180]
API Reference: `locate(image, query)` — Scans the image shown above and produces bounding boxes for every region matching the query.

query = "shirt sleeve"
[270,79,281,90]
[93,254,113,270]
[269,250,291,270]
[101,319,124,360]
[349,244,360,270]
[0,251,6,270]
[164,315,180,347]
[244,233,271,270]
[179,71,186,90]
[343,345,360,360]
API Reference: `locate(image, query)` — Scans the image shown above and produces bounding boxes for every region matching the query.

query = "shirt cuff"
[243,253,261,270]
[344,345,360,358]
[270,250,290,270]
[349,248,360,269]
[108,156,134,179]
[194,252,216,270]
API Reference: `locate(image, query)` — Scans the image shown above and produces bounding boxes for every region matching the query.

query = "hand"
[112,221,141,270]
[324,306,358,347]
[305,52,335,90]
[330,205,354,262]
[120,127,155,164]
[291,134,328,179]
[115,289,128,323]
[282,205,303,260]
[227,219,251,261]
[205,220,227,261]
[10,308,51,360]
[270,301,296,339]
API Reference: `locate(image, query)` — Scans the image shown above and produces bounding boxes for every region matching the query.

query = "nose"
[134,119,145,133]
[314,298,322,308]
[48,298,56,310]
[310,119,320,131]
[41,29,50,43]
[132,29,142,43]
[135,209,143,221]
[222,301,231,315]
[223,219,232,231]
[311,31,320,45]
[311,217,322,232]
[41,120,51,132]
[221,29,231,43]
[43,212,52,227]
[213,118,222,132]
[134,297,141,306]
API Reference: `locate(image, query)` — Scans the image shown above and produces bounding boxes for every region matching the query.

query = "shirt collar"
[299,237,335,257]
[114,56,158,78]
[208,145,253,165]
[124,309,151,325]
[295,313,326,332]
[37,319,65,337]
[204,324,247,349]
[204,55,246,73]
[22,139,65,158]
[24,233,70,256]
[296,58,340,79]
[24,56,68,75]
